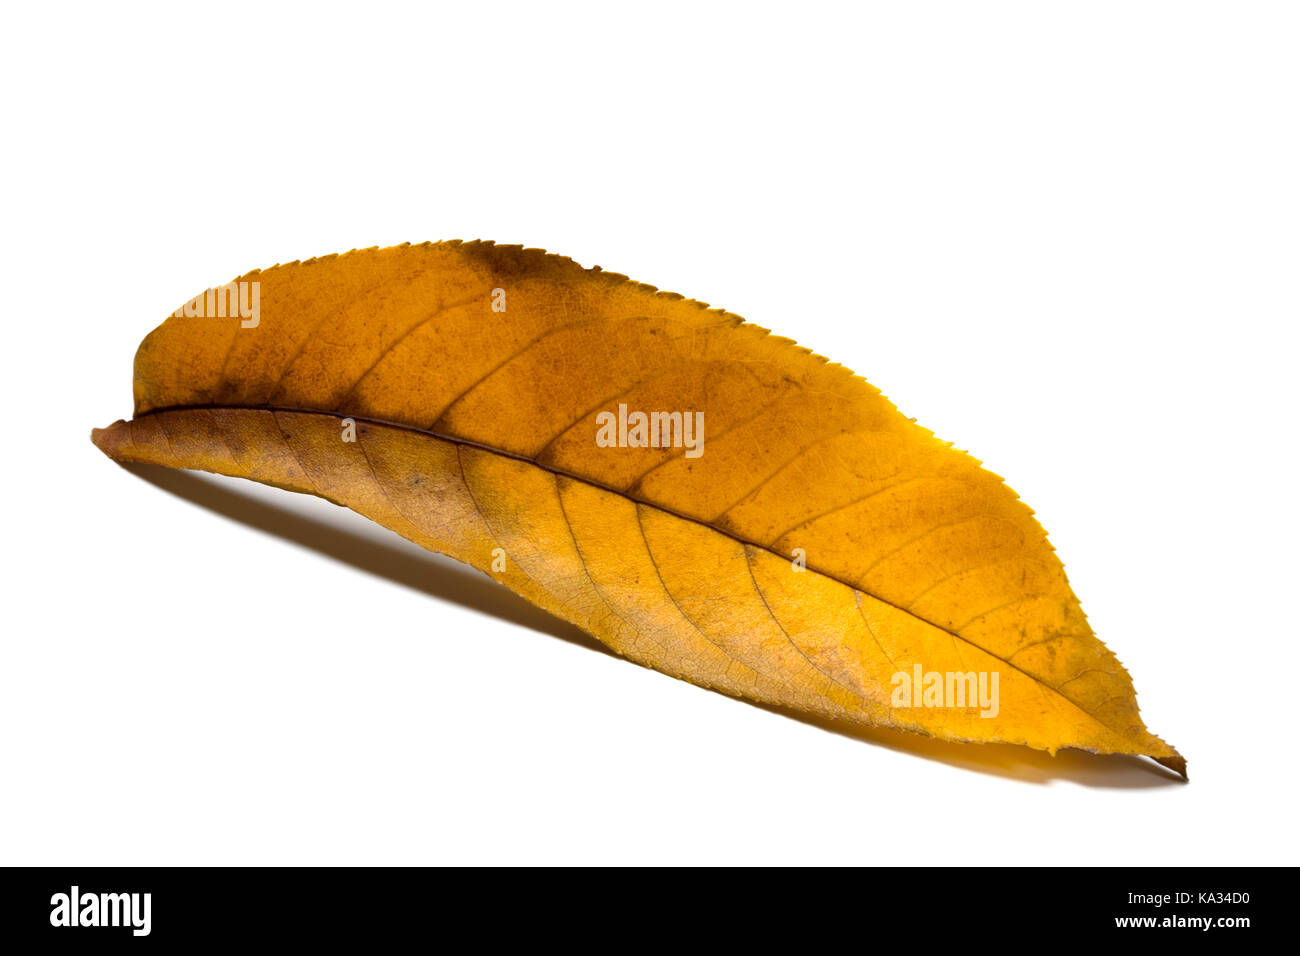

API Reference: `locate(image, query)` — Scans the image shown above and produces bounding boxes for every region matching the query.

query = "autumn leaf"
[91,241,1184,777]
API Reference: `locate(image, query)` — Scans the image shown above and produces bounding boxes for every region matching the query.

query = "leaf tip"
[1154,753,1188,781]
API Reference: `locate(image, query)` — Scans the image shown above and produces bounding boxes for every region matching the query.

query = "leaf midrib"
[134,401,1128,738]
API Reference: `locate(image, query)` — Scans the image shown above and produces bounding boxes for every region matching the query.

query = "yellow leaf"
[92,241,1184,777]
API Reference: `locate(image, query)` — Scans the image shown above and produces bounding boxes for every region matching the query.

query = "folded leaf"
[92,241,1184,776]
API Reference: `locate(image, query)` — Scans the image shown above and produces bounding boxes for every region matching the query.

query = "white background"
[2,2,1296,865]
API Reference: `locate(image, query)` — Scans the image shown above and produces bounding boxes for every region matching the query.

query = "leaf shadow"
[119,462,610,656]
[116,461,1185,789]
[743,702,1185,788]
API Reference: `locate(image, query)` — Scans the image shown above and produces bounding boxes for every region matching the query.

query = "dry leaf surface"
[92,242,1184,776]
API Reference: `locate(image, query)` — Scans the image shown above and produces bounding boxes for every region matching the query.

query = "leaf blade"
[98,242,1183,774]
